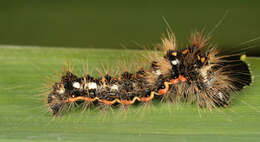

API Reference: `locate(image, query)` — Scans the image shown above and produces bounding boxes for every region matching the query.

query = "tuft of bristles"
[47,32,252,116]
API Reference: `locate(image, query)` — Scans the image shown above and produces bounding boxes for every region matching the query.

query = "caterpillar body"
[47,32,252,116]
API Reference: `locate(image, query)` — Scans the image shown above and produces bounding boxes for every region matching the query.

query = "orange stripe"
[140,92,154,102]
[182,49,188,54]
[179,75,187,82]
[158,89,167,95]
[120,100,134,105]
[201,57,205,63]
[101,77,106,84]
[99,99,116,105]
[158,82,169,95]
[194,87,199,92]
[65,92,157,104]
[170,79,179,85]
[66,96,98,103]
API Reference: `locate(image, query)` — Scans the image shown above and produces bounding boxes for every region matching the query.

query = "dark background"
[0,0,259,55]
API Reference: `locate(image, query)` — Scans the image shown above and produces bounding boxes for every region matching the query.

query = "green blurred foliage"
[0,0,259,55]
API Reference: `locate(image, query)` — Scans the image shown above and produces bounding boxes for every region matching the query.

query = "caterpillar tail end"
[224,54,252,90]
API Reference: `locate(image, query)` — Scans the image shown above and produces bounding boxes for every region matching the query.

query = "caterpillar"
[47,31,252,116]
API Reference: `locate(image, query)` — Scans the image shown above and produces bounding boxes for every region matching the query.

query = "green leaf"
[0,47,259,142]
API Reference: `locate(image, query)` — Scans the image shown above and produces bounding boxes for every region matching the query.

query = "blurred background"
[0,0,259,55]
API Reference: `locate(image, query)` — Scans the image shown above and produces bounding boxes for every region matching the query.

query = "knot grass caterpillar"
[47,31,252,116]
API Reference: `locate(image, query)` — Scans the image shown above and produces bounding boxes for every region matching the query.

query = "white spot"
[111,84,118,91]
[152,70,161,75]
[58,89,65,94]
[87,82,97,89]
[171,59,179,65]
[218,92,224,100]
[73,82,81,89]
[72,95,75,98]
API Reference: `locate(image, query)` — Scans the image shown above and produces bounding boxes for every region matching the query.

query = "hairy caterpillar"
[47,32,252,116]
